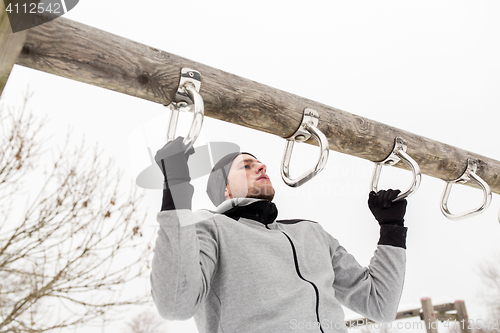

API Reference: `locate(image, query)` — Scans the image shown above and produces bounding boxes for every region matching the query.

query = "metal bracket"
[165,68,204,152]
[135,68,203,189]
[440,159,492,221]
[371,137,422,201]
[281,108,329,187]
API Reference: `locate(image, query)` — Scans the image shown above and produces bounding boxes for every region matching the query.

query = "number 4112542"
[5,2,63,14]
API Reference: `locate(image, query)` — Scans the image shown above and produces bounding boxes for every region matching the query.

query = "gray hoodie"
[151,198,406,333]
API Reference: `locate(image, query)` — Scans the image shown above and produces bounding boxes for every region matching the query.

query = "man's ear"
[224,185,232,200]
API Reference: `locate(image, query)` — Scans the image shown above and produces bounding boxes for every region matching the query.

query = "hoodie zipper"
[282,232,325,333]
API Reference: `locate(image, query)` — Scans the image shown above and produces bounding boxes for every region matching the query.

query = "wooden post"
[0,0,41,97]
[421,298,439,333]
[454,300,470,333]
[10,17,500,193]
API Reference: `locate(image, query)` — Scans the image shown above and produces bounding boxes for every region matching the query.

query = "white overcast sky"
[3,1,500,332]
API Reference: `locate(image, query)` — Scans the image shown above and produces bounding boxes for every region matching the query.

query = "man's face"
[225,154,275,202]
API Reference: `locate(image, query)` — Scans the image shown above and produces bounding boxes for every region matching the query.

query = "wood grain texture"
[15,17,500,194]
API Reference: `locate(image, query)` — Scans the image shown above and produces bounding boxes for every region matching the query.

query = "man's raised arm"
[330,190,407,323]
[150,137,218,320]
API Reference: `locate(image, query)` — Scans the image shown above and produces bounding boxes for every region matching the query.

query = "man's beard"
[247,185,275,202]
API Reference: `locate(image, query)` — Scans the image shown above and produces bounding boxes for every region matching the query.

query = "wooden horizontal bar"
[395,307,422,320]
[15,17,500,194]
[436,313,458,322]
[434,303,456,313]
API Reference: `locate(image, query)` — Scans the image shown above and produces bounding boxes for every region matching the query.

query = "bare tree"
[478,258,500,316]
[0,93,151,332]
[124,309,168,333]
[475,254,500,333]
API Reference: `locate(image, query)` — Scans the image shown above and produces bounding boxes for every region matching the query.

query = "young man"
[151,137,408,333]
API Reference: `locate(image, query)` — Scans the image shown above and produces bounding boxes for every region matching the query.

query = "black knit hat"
[206,152,256,207]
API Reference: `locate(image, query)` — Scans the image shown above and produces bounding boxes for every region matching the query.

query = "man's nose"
[256,163,267,174]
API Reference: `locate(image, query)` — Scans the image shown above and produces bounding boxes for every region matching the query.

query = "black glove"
[155,137,194,186]
[154,137,195,211]
[368,189,407,226]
